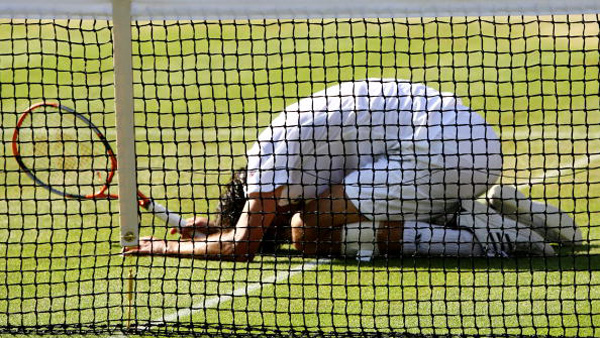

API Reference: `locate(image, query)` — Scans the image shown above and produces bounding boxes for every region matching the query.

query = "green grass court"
[1,17,600,336]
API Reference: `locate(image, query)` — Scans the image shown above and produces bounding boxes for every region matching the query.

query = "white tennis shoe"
[458,200,555,257]
[486,185,583,245]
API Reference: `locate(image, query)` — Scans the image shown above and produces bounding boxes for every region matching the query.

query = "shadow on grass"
[265,245,600,272]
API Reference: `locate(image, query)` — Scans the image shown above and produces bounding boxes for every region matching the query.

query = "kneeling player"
[124,79,581,260]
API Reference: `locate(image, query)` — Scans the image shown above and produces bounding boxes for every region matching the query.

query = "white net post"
[112,0,139,247]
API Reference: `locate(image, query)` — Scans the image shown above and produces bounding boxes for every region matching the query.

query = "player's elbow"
[232,253,255,262]
[226,241,257,262]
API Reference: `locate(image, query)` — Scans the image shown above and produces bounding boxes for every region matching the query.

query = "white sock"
[402,221,484,257]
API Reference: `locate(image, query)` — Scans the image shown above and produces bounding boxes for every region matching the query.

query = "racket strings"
[19,108,112,197]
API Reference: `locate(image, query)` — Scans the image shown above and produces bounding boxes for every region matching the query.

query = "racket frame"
[12,102,189,241]
[12,102,118,200]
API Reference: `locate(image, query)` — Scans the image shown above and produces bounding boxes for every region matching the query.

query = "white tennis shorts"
[344,131,503,222]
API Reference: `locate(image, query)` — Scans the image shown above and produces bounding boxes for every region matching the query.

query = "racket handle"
[146,200,207,240]
[146,200,187,229]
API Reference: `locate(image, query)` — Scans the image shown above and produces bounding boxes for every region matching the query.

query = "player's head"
[210,168,293,251]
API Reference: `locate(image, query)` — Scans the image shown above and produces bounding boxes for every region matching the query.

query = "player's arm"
[124,189,279,261]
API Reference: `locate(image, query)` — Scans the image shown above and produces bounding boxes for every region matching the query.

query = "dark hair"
[214,169,248,230]
[211,168,293,252]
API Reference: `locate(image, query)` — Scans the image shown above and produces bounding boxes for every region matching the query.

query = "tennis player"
[125,79,577,260]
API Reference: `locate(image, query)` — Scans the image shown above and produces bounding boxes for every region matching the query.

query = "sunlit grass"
[1,17,599,336]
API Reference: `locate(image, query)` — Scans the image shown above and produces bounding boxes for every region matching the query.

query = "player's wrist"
[163,240,179,255]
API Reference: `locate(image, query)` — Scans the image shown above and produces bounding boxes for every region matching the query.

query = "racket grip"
[146,200,187,229]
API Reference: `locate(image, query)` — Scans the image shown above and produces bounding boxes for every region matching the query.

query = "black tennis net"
[1,14,599,337]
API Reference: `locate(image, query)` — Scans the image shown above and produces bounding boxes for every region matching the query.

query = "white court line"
[133,258,328,331]
[514,153,600,187]
[509,128,600,140]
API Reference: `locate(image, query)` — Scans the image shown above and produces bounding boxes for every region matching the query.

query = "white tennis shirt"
[245,79,492,205]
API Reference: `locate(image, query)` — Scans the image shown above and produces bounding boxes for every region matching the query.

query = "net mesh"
[1,14,600,337]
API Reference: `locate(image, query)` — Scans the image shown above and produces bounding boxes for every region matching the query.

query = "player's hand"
[169,217,213,240]
[122,236,174,255]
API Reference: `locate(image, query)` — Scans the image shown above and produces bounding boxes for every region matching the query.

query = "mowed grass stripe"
[137,259,327,330]
[1,17,599,336]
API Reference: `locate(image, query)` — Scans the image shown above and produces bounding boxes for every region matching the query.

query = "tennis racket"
[11,102,190,233]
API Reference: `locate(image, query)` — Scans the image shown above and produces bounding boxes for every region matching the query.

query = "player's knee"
[291,213,304,230]
[290,213,306,251]
[290,213,320,254]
